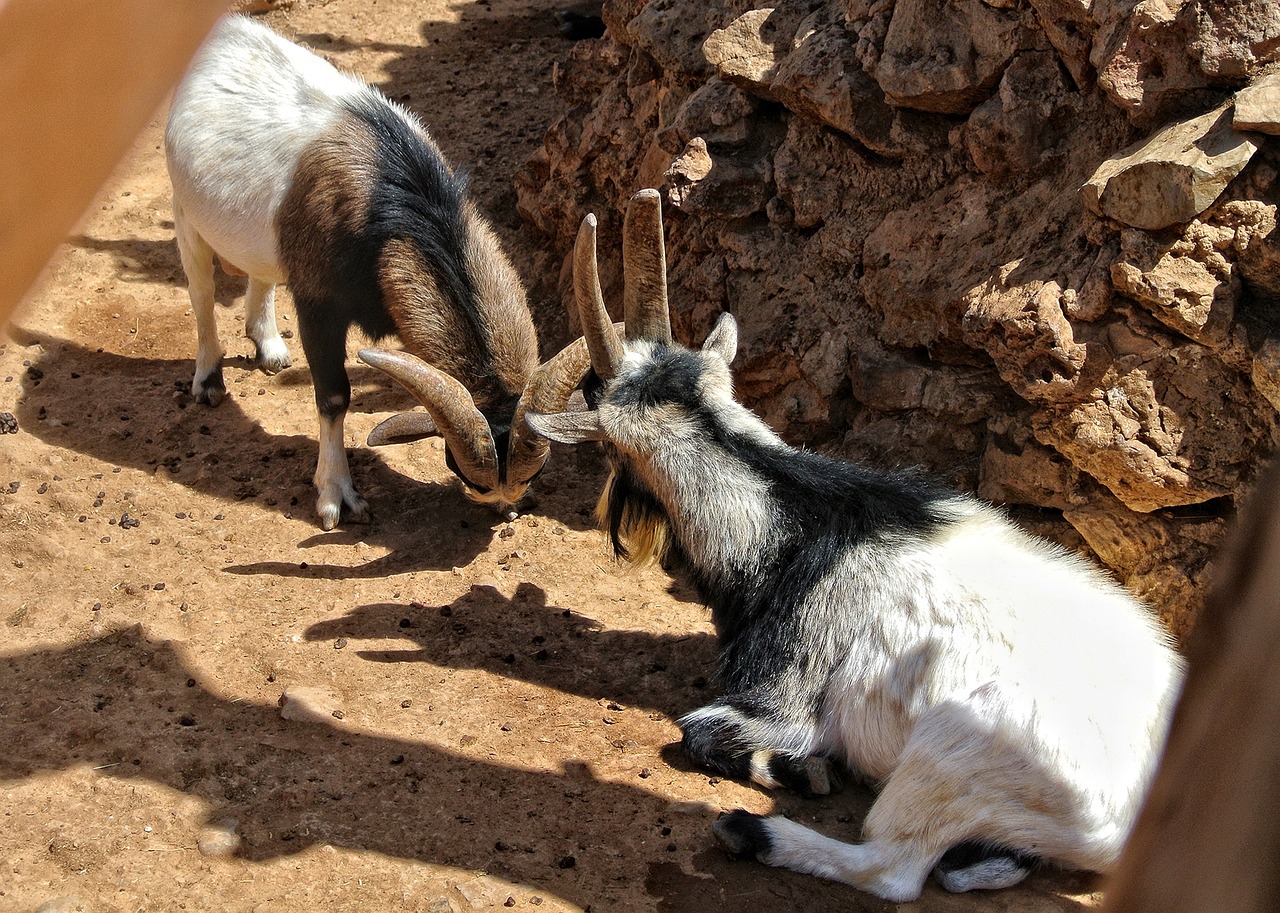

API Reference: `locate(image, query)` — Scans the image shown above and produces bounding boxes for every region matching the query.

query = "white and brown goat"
[527,190,1186,902]
[165,15,587,528]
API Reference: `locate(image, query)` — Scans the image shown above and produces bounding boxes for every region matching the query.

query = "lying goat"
[527,190,1186,902]
[165,15,588,528]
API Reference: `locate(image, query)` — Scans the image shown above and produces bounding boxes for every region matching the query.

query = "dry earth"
[2,2,1102,911]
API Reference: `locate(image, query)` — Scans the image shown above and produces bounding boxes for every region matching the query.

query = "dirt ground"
[1,2,1104,911]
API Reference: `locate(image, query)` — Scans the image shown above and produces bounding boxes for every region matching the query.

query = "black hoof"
[712,810,773,859]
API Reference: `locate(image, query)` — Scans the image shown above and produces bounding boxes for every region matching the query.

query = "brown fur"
[1102,462,1280,913]
[276,110,377,303]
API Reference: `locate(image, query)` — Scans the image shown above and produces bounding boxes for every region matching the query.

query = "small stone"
[35,896,91,913]
[197,819,241,857]
[279,685,344,724]
[456,875,513,908]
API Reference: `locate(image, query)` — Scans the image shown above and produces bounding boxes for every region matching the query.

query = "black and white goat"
[165,15,588,528]
[527,190,1186,902]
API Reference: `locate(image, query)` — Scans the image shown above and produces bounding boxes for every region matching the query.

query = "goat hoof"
[193,367,226,406]
[318,505,341,531]
[317,493,370,529]
[712,810,773,860]
[804,756,842,796]
[194,384,225,407]
[253,339,292,375]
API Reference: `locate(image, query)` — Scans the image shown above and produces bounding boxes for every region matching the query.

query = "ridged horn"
[357,348,498,491]
[622,188,671,344]
[507,336,594,484]
[575,212,625,380]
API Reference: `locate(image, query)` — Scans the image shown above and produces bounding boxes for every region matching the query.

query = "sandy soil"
[1,2,1102,910]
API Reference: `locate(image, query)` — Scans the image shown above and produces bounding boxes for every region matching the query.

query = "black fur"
[194,364,226,405]
[275,90,505,447]
[712,810,775,859]
[936,841,1037,874]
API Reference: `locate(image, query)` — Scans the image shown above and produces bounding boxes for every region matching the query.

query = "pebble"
[455,876,514,909]
[35,897,90,913]
[197,819,241,857]
[278,685,345,724]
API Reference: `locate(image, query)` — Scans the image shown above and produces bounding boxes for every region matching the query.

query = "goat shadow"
[7,328,531,577]
[304,581,721,718]
[0,623,928,913]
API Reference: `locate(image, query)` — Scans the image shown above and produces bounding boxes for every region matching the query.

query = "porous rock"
[518,0,1280,637]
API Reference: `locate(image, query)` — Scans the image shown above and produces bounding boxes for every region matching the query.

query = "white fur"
[166,16,364,283]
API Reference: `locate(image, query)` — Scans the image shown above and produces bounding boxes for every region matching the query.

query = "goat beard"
[597,463,671,566]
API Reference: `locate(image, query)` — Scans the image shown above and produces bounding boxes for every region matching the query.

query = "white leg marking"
[748,750,781,790]
[174,203,224,405]
[244,277,291,374]
[759,817,931,904]
[314,413,369,530]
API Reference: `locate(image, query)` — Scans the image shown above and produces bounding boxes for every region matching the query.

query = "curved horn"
[622,188,672,344]
[574,212,624,380]
[357,348,499,490]
[506,336,594,485]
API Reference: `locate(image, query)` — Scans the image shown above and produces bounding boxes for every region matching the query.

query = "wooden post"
[0,0,228,329]
[1103,460,1280,912]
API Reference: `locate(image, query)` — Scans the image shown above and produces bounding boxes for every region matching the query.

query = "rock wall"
[515,0,1280,639]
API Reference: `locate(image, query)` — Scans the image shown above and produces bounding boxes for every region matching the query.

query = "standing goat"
[527,190,1186,903]
[165,15,588,528]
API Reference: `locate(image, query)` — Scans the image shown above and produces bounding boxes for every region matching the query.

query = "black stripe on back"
[343,93,492,365]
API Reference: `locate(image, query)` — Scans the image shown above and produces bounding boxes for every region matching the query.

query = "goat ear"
[702,312,738,364]
[523,410,607,444]
[366,411,440,446]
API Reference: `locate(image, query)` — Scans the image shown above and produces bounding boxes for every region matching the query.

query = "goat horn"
[357,348,499,490]
[507,336,594,484]
[622,188,671,344]
[574,212,625,380]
